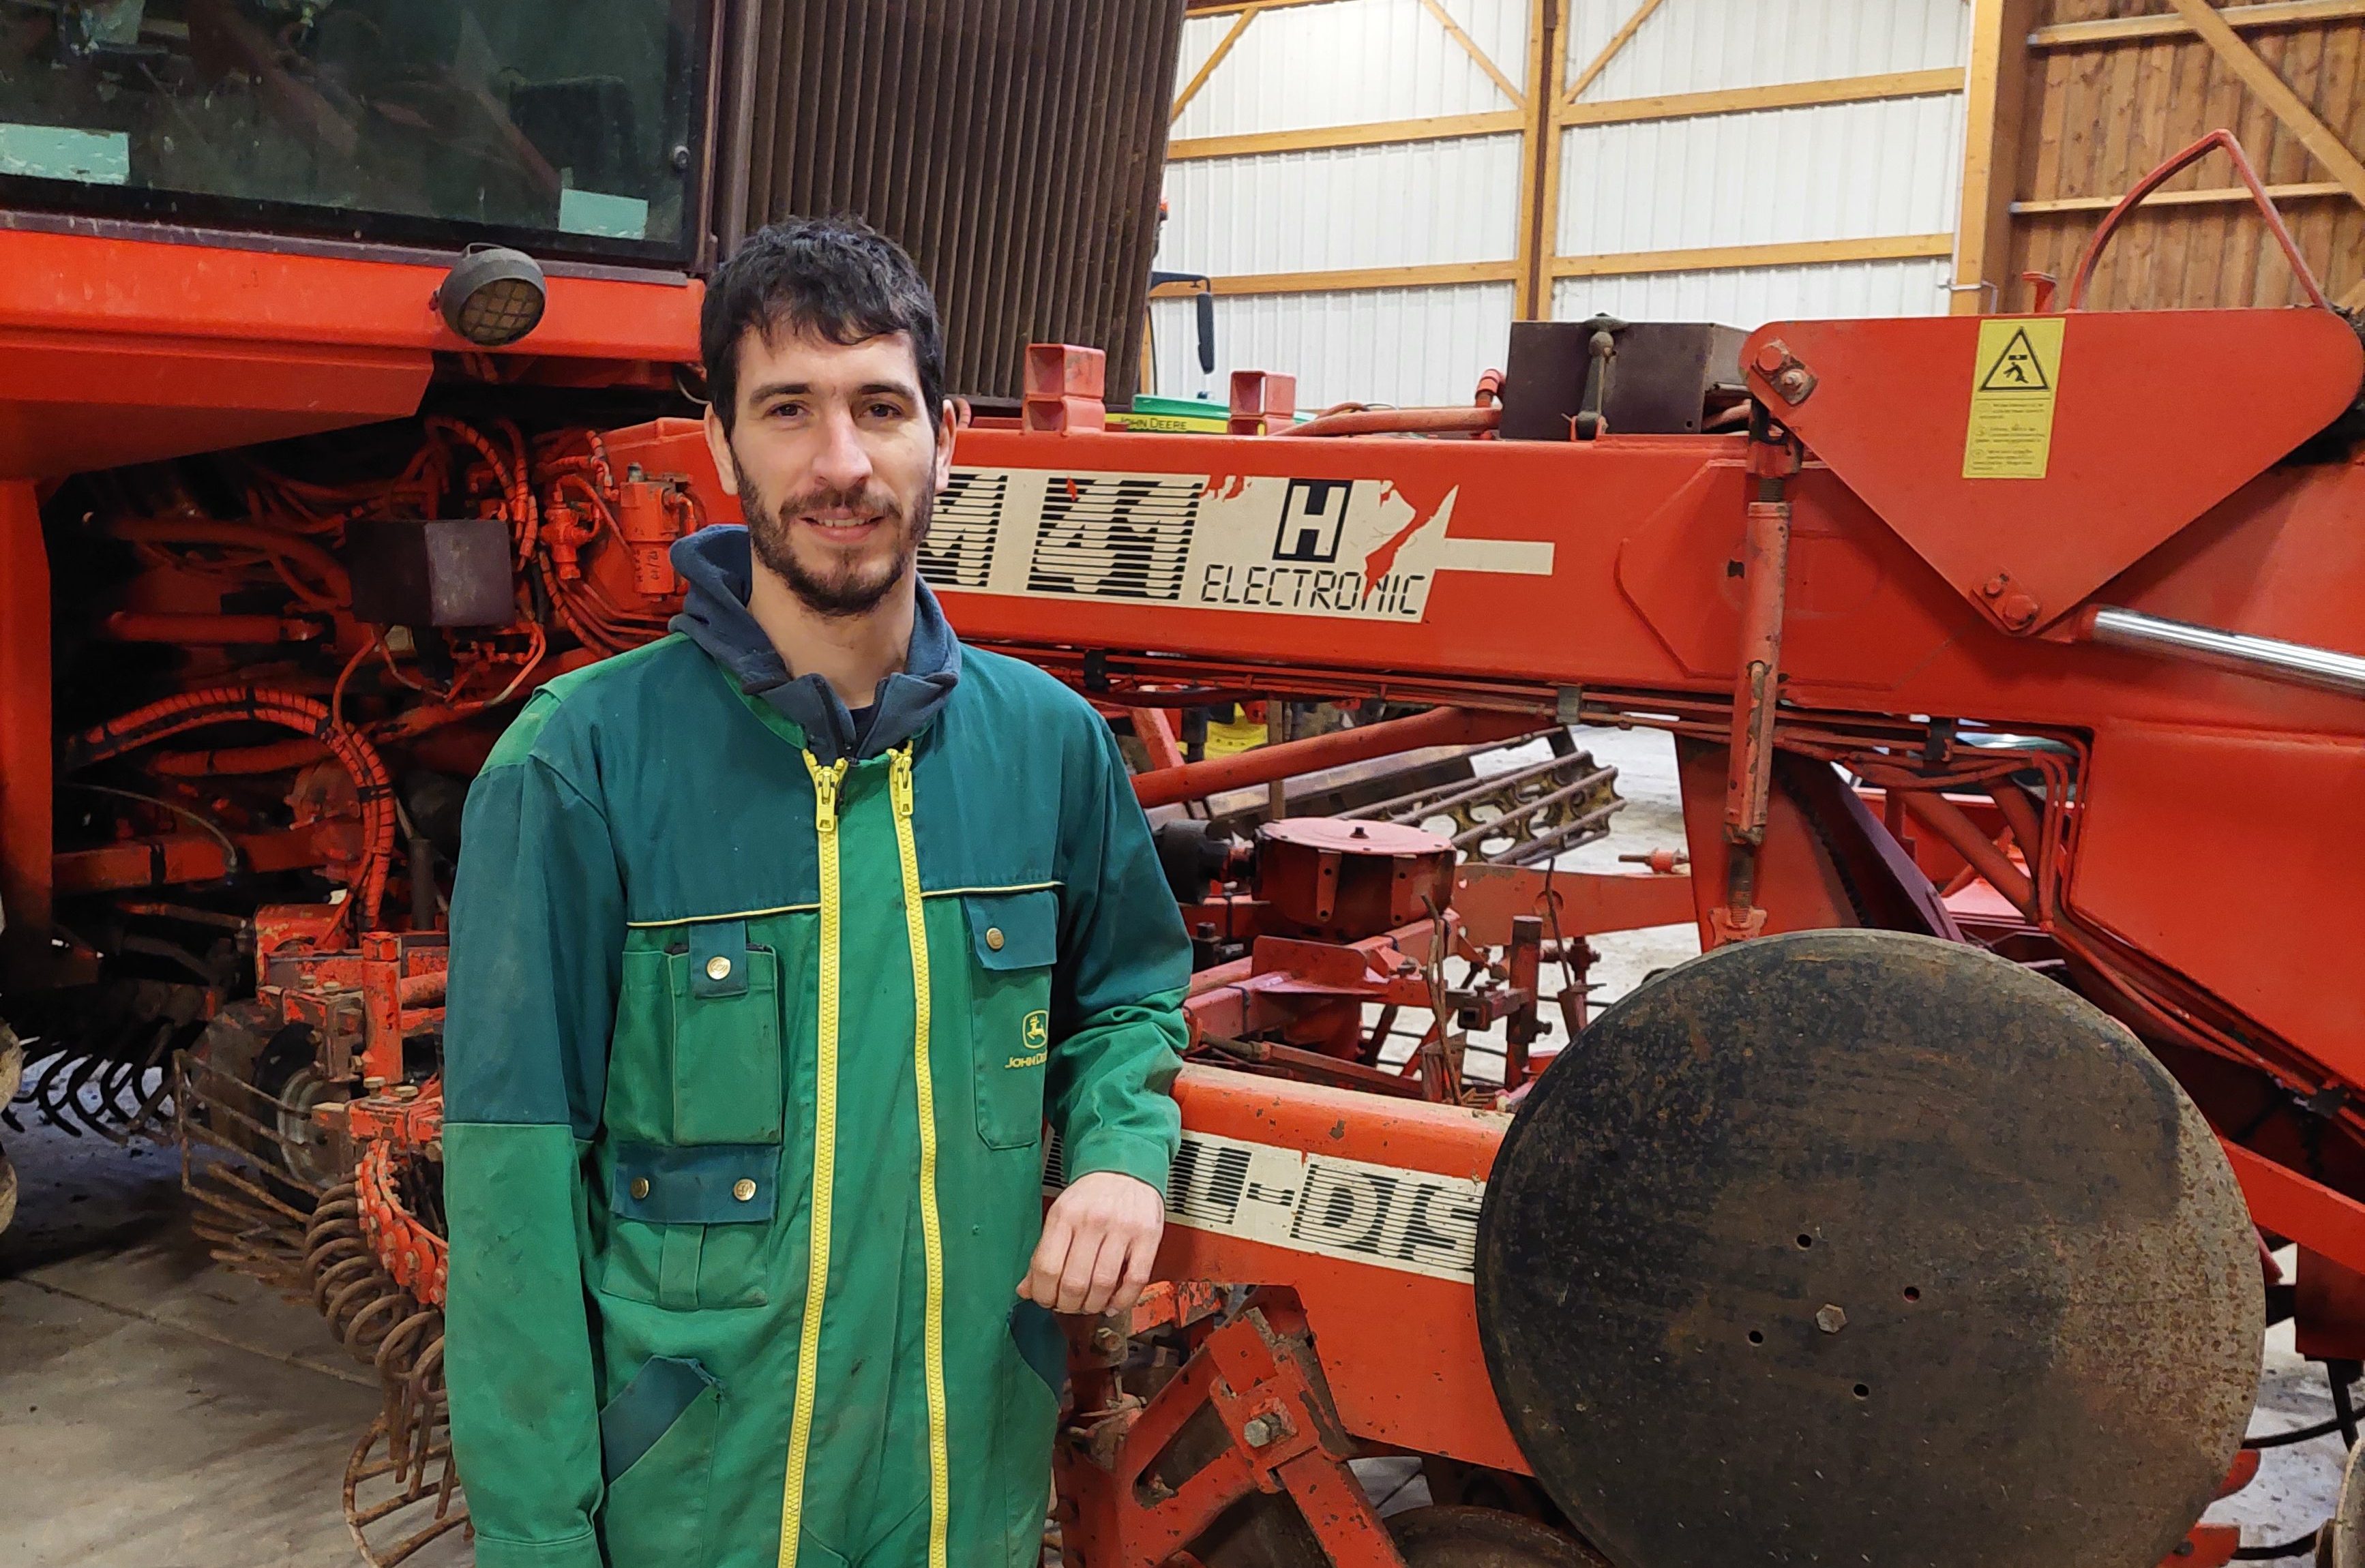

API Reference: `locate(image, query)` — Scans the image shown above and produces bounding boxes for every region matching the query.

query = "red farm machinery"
[0,14,2360,1561]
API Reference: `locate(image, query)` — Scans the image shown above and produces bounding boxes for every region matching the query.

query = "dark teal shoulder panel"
[472,633,822,923]
[908,646,1108,895]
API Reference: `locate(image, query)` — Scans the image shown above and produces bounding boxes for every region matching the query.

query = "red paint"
[1361,478,1458,600]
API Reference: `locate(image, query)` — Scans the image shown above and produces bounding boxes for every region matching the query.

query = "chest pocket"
[601,919,783,1311]
[669,920,782,1145]
[966,890,1058,1151]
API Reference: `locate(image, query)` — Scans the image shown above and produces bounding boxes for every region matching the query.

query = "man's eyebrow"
[745,380,812,404]
[856,380,921,402]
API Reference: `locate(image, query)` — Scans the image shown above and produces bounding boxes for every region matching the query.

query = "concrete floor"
[0,725,2344,1564]
[0,1115,387,1567]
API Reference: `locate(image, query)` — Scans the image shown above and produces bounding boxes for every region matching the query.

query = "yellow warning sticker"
[1962,316,2065,479]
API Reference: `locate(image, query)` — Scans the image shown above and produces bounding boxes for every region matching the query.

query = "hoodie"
[668,524,962,766]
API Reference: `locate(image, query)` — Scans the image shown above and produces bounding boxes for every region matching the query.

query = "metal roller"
[1474,929,2263,1568]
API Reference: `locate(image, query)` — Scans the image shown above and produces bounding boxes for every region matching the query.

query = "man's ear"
[934,400,957,492]
[703,404,740,497]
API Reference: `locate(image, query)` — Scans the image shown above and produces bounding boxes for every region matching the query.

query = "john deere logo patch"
[1022,1010,1049,1051]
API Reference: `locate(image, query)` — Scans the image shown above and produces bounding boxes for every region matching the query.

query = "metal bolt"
[1241,1415,1277,1448]
[1776,367,1809,395]
[1816,1303,1848,1334]
[1997,591,2040,630]
[393,1084,419,1100]
[1981,573,2009,599]
[1753,341,1788,376]
[1090,1325,1124,1355]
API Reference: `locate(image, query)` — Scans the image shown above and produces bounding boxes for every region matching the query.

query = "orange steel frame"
[9,220,2365,1565]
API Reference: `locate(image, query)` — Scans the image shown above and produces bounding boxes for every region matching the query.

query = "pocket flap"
[612,1142,778,1224]
[599,1355,717,1481]
[687,919,750,999]
[965,888,1058,971]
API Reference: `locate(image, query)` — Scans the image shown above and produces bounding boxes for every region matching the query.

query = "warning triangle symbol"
[1978,327,2051,393]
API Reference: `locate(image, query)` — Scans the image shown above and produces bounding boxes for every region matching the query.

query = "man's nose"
[811,408,874,492]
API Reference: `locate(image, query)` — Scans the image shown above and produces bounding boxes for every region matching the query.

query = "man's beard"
[737,466,934,620]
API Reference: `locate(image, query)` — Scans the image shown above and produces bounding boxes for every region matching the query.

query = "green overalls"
[441,627,1189,1568]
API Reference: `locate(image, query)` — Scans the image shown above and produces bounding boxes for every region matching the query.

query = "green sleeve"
[441,724,622,1568]
[1047,718,1190,1199]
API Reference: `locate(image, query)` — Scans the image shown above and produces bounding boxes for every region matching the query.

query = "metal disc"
[1474,929,2261,1568]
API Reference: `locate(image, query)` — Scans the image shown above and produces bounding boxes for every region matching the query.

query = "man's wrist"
[1063,1136,1174,1205]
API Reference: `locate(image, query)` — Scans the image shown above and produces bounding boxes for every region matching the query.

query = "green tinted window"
[0,0,704,258]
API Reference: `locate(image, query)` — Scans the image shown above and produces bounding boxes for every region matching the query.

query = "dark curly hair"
[701,216,946,433]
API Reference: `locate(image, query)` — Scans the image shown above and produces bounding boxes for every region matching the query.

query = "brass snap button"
[705,954,732,981]
[629,1177,651,1200]
[985,926,1006,951]
[732,1178,758,1203]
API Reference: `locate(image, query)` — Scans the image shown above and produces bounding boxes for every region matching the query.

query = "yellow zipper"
[777,752,848,1568]
[891,742,952,1568]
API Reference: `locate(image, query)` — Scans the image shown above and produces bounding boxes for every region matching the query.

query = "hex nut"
[1816,1303,1848,1334]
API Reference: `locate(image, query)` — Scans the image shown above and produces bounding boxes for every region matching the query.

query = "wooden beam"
[2011,179,2348,213]
[2167,0,2365,210]
[1167,110,1526,160]
[1186,0,1358,14]
[1557,67,1966,127]
[1564,0,1667,105]
[1551,232,1956,279]
[1534,0,1575,314]
[1513,0,1556,317]
[1952,0,2041,314]
[1150,260,1522,298]
[1419,0,1527,107]
[2030,0,2365,49]
[1172,5,1264,125]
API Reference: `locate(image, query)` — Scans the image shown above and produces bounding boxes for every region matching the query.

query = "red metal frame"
[1056,1297,1408,1568]
[0,481,50,989]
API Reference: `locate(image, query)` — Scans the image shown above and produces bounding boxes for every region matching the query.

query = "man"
[443,217,1191,1568]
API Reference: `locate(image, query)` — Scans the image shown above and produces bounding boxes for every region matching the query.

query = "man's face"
[703,323,955,618]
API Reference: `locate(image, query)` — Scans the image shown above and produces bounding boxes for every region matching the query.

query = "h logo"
[1273,479,1352,562]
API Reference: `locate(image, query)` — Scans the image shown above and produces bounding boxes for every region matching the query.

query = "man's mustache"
[769,483,906,526]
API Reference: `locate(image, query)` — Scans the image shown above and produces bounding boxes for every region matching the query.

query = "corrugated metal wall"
[1153,0,1530,410]
[717,0,1186,403]
[1159,0,1973,410]
[1551,0,1969,325]
[1153,282,1519,408]
[1999,3,2365,311]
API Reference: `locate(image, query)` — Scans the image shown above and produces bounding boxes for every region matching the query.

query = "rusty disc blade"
[1474,929,2261,1568]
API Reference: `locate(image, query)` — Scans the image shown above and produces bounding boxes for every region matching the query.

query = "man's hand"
[1020,1171,1164,1316]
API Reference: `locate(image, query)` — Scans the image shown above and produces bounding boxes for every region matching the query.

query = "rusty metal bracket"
[1055,1303,1409,1568]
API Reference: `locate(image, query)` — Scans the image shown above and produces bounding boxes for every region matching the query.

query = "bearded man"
[441,216,1189,1568]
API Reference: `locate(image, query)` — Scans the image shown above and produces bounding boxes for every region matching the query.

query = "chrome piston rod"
[2083,606,2365,699]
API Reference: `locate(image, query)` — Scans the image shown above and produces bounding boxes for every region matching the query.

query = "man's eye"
[865,402,903,420]
[766,402,805,420]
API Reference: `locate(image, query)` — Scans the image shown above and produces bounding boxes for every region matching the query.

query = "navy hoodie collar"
[668,524,962,766]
